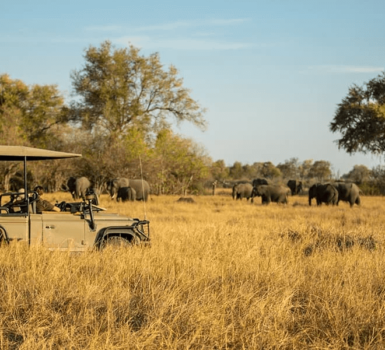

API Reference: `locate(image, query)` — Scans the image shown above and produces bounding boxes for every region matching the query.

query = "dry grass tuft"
[1,193,385,348]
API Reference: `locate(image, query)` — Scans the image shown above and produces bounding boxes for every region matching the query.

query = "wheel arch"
[95,226,140,248]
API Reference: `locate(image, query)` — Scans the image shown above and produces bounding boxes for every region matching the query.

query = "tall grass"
[1,192,385,349]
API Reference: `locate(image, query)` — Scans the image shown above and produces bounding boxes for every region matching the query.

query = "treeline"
[1,41,384,195]
[216,159,385,195]
[0,42,209,195]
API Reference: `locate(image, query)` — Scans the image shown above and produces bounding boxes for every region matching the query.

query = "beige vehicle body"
[0,146,150,251]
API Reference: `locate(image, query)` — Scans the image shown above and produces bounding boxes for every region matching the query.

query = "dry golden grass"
[1,192,385,349]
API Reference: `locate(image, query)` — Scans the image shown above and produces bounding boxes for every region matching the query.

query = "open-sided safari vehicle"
[0,146,150,251]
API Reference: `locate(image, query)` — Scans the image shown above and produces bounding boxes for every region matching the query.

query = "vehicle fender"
[95,226,140,247]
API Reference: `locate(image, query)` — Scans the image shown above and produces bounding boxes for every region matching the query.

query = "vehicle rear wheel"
[102,235,138,250]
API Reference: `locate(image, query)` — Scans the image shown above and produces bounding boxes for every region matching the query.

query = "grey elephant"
[117,187,136,202]
[335,183,361,207]
[251,185,290,205]
[308,183,338,206]
[107,178,150,202]
[252,178,268,187]
[66,177,91,201]
[106,178,129,199]
[232,183,253,201]
[287,180,303,195]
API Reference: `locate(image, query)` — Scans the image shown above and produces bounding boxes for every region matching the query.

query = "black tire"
[102,235,138,250]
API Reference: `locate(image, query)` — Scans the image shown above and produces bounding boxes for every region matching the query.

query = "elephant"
[106,178,129,200]
[107,178,150,202]
[232,183,253,201]
[308,183,338,206]
[335,183,361,207]
[117,187,136,202]
[66,177,91,201]
[252,178,268,187]
[287,180,303,195]
[251,185,290,205]
[129,179,150,201]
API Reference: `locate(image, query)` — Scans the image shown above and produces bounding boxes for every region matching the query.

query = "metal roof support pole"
[24,156,31,245]
[24,156,29,214]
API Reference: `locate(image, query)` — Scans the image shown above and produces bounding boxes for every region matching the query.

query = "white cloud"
[135,21,193,32]
[85,18,252,51]
[208,18,250,25]
[86,18,250,33]
[85,25,122,32]
[114,36,252,51]
[309,65,384,73]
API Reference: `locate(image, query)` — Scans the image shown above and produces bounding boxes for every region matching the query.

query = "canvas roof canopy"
[0,146,82,161]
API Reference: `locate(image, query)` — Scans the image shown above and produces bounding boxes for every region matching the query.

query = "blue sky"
[1,0,385,175]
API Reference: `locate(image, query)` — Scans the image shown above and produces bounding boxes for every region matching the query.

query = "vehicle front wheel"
[102,235,138,250]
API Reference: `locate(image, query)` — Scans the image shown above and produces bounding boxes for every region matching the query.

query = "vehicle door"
[41,212,86,250]
[0,213,28,242]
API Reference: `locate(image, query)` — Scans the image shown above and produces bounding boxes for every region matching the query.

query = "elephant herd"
[232,179,291,205]
[63,177,150,203]
[308,182,360,208]
[62,176,361,208]
[232,179,361,208]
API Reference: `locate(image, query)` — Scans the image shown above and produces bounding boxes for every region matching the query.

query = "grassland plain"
[1,192,385,349]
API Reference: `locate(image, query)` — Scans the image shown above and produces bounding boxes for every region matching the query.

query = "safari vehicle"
[0,146,150,251]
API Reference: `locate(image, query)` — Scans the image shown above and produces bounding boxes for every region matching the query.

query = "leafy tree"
[299,159,313,180]
[308,160,332,182]
[0,74,67,148]
[330,72,385,155]
[342,164,371,184]
[259,162,281,179]
[71,41,206,137]
[0,75,68,190]
[358,165,385,195]
[277,158,300,179]
[22,84,67,148]
[229,161,244,179]
[152,130,210,194]
[0,74,29,146]
[210,160,229,181]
